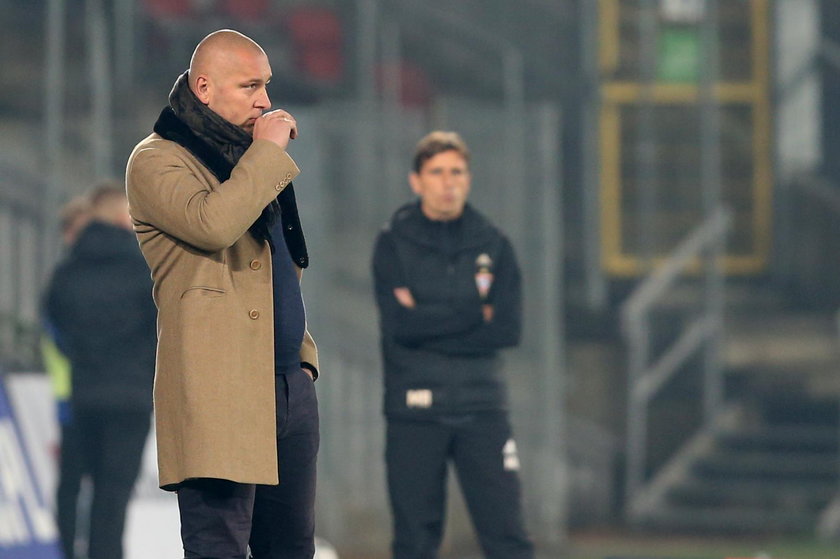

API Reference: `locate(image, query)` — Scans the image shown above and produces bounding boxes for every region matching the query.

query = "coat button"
[250,259,262,270]
[249,309,260,320]
[275,183,283,191]
[286,172,293,179]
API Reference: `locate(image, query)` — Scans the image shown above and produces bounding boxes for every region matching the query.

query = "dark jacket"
[372,201,522,418]
[45,221,157,412]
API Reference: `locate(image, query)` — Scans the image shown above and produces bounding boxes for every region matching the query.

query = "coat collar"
[152,101,309,268]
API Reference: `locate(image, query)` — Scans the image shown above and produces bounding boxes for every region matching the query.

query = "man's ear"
[193,75,211,105]
[409,172,421,196]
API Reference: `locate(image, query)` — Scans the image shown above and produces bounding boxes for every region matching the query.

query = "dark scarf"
[152,71,308,267]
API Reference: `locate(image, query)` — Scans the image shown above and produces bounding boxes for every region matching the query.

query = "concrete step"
[724,313,838,373]
[666,477,836,510]
[716,425,838,453]
[691,449,839,480]
[637,505,817,533]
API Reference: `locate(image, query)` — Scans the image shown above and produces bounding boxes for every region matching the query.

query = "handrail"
[621,208,731,324]
[622,206,731,518]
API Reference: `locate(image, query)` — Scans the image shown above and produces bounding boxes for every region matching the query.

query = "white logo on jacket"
[503,438,520,471]
[406,389,433,408]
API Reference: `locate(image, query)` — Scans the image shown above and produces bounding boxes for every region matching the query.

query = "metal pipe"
[580,0,607,309]
[86,0,114,178]
[625,319,650,518]
[502,48,527,234]
[355,0,379,226]
[380,17,404,219]
[537,103,566,544]
[699,0,725,424]
[43,0,66,285]
[635,0,659,266]
[114,0,135,98]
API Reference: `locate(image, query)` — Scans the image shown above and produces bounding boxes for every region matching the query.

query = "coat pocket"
[180,286,226,299]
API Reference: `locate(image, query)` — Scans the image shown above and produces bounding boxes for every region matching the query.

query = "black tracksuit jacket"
[45,221,157,412]
[372,201,522,419]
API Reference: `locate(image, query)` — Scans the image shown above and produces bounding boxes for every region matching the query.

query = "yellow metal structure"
[598,0,771,276]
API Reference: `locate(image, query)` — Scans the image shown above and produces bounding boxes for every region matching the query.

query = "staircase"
[630,284,840,534]
[636,399,839,533]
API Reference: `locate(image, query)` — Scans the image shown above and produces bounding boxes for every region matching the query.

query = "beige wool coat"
[125,135,318,490]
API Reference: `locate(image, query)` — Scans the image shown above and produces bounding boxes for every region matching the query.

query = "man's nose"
[256,88,270,109]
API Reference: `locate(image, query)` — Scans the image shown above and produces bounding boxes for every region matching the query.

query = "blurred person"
[44,183,157,559]
[40,194,92,559]
[372,131,535,559]
[43,194,93,422]
[58,195,94,246]
[125,29,320,559]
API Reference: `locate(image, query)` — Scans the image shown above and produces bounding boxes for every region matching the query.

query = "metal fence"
[0,182,45,370]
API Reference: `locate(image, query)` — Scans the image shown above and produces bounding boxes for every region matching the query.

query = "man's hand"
[482,304,494,323]
[393,287,416,309]
[253,109,297,149]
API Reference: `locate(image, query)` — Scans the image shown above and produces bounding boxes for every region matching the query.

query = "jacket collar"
[389,200,495,251]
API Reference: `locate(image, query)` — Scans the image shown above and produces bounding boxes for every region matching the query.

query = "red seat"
[220,0,271,22]
[143,0,193,19]
[376,60,434,108]
[285,7,344,84]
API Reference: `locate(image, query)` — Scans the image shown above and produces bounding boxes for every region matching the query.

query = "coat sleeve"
[419,235,522,354]
[372,231,484,346]
[126,139,299,253]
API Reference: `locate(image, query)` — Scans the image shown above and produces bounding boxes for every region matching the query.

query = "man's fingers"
[261,111,297,139]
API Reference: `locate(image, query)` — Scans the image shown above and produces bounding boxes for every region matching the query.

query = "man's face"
[410,150,471,221]
[198,48,272,133]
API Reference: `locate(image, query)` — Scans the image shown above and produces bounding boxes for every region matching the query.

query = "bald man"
[126,29,320,558]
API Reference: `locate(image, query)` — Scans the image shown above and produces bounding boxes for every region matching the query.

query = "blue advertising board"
[0,376,63,558]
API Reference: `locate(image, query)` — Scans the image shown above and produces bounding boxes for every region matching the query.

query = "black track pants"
[386,412,534,559]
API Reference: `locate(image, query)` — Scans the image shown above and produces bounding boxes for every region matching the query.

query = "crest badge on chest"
[474,253,494,300]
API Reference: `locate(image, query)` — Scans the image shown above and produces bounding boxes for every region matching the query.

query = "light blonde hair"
[412,131,470,173]
[89,181,129,227]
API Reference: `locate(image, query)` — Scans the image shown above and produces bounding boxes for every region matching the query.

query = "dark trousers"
[56,418,85,559]
[178,367,319,559]
[386,412,534,559]
[57,408,151,559]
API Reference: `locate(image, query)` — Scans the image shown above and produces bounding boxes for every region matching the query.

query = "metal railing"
[621,206,731,519]
[0,180,48,370]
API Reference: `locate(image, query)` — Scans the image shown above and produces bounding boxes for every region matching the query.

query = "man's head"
[409,131,472,221]
[59,195,92,246]
[89,182,131,230]
[189,29,272,133]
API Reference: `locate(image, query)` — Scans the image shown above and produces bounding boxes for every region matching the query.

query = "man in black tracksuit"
[44,184,157,559]
[372,131,534,559]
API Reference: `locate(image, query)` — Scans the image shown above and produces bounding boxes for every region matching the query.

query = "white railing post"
[622,208,731,519]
